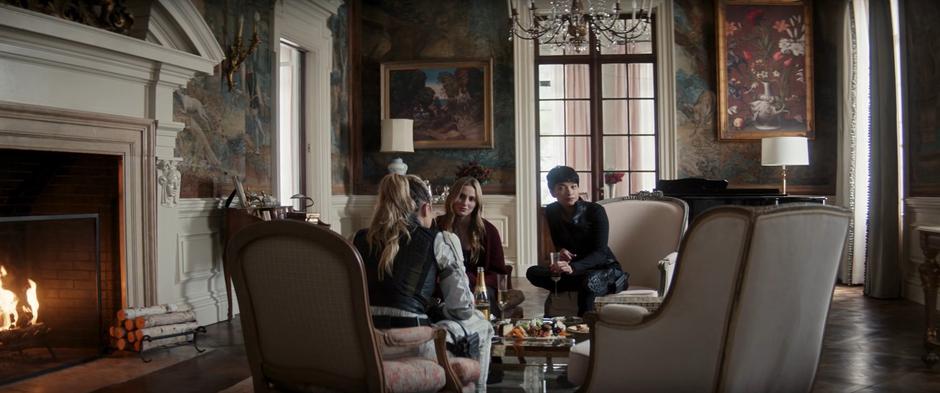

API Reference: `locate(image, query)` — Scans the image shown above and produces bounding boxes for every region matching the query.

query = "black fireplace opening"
[0,214,105,385]
[0,149,122,386]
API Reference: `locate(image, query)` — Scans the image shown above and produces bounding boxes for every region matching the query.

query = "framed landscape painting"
[717,0,814,140]
[381,59,493,149]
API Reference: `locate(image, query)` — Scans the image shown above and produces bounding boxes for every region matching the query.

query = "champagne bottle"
[474,267,491,321]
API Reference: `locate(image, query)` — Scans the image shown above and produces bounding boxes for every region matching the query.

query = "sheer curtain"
[837,0,869,285]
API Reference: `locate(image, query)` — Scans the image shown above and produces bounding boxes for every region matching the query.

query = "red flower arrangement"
[455,161,493,185]
[604,172,625,185]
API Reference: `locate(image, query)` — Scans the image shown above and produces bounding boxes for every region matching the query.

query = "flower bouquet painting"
[456,160,493,185]
[717,0,814,140]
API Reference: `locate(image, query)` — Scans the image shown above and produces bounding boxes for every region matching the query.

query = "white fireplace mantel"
[0,1,223,317]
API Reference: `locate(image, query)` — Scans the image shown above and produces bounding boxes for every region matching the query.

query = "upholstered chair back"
[227,220,383,392]
[598,195,688,291]
[720,206,850,392]
[570,204,850,393]
[583,207,752,391]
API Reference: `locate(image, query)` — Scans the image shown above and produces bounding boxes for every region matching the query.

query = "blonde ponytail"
[367,174,431,280]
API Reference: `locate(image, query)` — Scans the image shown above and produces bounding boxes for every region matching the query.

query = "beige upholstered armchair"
[226,220,478,392]
[567,204,851,392]
[545,192,688,316]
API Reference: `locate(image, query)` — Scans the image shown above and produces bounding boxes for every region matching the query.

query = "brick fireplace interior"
[0,149,122,384]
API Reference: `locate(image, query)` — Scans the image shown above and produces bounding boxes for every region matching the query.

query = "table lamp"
[761,136,809,195]
[380,119,414,175]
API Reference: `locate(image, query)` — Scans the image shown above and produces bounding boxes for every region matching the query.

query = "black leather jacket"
[354,226,439,315]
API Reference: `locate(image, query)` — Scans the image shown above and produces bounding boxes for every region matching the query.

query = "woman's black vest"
[353,226,439,315]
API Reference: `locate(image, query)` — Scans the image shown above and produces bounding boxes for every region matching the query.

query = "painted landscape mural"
[175,0,274,199]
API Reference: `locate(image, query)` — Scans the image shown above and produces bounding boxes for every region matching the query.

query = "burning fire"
[0,266,40,331]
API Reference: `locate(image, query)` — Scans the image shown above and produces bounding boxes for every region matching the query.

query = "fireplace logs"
[110,304,204,361]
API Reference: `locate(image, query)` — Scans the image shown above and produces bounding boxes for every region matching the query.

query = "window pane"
[601,17,653,55]
[601,64,627,98]
[567,136,592,171]
[278,42,303,203]
[538,64,564,99]
[539,136,565,171]
[628,63,655,98]
[630,136,656,171]
[578,172,594,202]
[539,101,564,135]
[565,100,591,135]
[602,136,630,171]
[602,100,628,135]
[629,172,657,193]
[565,65,590,99]
[628,99,655,134]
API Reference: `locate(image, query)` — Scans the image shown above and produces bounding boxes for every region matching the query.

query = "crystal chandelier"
[508,0,653,53]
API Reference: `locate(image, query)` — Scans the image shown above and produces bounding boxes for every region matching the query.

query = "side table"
[917,225,940,367]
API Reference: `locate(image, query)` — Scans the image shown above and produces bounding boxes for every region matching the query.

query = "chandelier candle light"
[508,0,653,53]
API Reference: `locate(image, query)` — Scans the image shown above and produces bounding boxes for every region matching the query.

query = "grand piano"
[656,178,826,224]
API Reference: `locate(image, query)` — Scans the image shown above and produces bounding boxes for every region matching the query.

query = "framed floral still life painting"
[717,0,814,140]
[381,59,493,149]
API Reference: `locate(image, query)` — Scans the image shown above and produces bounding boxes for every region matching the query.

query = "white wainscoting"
[330,195,521,272]
[160,198,230,324]
[903,197,940,310]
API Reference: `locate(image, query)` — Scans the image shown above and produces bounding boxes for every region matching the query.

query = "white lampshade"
[380,119,414,153]
[761,137,809,166]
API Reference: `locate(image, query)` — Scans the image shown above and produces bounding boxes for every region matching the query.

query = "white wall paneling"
[331,195,520,270]
[903,197,940,310]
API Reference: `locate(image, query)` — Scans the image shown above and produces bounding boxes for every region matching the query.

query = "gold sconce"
[222,12,260,92]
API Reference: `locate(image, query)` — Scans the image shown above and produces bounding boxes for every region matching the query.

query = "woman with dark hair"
[438,177,521,319]
[526,166,627,316]
[353,173,492,389]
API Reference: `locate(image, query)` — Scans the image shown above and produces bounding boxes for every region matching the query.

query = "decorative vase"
[387,158,408,175]
[749,81,786,130]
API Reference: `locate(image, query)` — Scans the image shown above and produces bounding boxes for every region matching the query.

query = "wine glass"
[549,252,561,296]
[497,274,509,311]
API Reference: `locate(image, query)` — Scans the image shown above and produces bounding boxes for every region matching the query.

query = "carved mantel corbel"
[156,158,182,208]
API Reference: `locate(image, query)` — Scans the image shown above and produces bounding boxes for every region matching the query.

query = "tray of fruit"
[495,317,570,339]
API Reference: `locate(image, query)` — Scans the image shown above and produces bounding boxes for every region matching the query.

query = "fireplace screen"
[0,214,105,385]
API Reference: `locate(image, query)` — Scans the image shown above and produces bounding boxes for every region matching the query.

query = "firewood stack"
[109,304,198,352]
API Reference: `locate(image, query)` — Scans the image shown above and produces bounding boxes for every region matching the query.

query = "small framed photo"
[233,176,248,208]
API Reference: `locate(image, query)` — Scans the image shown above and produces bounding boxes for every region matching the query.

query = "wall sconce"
[222,12,260,92]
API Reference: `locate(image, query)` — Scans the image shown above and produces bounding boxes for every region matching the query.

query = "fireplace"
[0,150,121,384]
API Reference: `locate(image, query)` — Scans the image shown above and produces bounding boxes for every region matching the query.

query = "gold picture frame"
[381,59,493,149]
[717,0,814,140]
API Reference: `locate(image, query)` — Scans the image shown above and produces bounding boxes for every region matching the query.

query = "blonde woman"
[352,173,492,390]
[438,177,516,319]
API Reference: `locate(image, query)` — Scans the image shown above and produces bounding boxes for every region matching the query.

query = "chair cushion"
[382,357,446,393]
[567,340,591,386]
[448,357,481,386]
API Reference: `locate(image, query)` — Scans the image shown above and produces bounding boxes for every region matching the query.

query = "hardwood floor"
[4,284,938,392]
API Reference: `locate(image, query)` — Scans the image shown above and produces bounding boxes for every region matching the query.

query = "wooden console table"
[917,225,940,367]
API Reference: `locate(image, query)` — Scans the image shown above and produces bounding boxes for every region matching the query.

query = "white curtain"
[837,0,870,285]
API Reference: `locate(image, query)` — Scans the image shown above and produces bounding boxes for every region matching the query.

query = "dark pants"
[526,265,595,316]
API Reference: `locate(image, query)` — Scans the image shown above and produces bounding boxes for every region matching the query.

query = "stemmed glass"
[549,252,561,296]
[497,274,509,313]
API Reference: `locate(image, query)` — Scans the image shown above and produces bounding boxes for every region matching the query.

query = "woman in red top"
[438,176,512,318]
